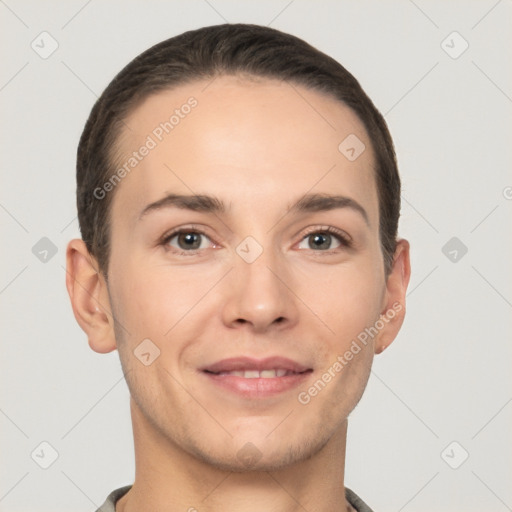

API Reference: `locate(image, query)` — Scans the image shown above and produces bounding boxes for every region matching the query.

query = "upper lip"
[201,356,312,374]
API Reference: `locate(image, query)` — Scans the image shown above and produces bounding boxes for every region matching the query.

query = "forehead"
[112,75,378,225]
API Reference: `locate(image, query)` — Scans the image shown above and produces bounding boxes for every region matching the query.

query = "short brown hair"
[77,23,400,275]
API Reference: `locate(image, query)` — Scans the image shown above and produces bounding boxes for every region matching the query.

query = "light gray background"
[1,1,511,511]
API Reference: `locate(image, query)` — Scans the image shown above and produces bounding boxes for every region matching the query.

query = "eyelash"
[300,226,352,252]
[159,225,352,256]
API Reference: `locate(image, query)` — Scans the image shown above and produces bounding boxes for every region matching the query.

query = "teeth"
[216,369,294,378]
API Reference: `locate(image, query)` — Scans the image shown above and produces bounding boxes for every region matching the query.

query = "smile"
[204,369,303,378]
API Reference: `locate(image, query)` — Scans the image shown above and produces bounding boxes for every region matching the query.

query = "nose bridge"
[222,238,297,331]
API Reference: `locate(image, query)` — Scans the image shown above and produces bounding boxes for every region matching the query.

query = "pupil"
[310,233,331,250]
[179,232,200,249]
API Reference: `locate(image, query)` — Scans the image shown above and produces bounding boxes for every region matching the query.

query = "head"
[77,23,400,278]
[67,23,410,472]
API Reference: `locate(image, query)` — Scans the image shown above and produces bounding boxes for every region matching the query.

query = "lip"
[200,356,313,399]
[201,356,312,374]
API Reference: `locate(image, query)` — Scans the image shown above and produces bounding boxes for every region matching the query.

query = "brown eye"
[167,231,211,251]
[298,231,343,251]
[309,233,334,250]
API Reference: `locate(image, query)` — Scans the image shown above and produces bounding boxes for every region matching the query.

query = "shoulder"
[95,485,132,512]
[345,487,375,512]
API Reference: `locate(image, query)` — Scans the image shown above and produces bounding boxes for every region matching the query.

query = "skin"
[66,75,410,512]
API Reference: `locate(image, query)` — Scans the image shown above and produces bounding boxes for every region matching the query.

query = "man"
[66,23,410,512]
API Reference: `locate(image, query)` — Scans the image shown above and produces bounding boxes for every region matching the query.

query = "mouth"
[199,356,313,398]
[203,368,307,378]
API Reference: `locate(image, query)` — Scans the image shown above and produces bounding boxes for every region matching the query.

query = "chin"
[185,427,330,474]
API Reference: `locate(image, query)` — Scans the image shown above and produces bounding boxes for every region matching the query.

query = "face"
[94,75,404,471]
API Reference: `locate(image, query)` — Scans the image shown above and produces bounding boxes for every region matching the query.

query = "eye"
[165,230,213,252]
[297,228,350,251]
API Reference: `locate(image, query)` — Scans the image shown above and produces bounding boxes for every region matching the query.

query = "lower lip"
[201,371,313,399]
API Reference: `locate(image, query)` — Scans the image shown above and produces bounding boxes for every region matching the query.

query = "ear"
[65,239,117,354]
[374,239,411,354]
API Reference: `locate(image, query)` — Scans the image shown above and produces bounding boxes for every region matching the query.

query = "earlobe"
[65,239,117,354]
[374,239,411,354]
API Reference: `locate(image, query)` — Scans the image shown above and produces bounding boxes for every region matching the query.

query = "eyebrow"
[138,192,369,225]
[139,194,225,219]
[291,193,369,225]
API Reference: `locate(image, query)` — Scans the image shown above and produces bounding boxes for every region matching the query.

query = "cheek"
[109,258,221,345]
[299,262,383,344]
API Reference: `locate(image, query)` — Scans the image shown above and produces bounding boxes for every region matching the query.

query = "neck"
[117,398,353,512]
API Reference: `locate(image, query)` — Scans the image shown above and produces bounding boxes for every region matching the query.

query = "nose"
[221,248,299,333]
